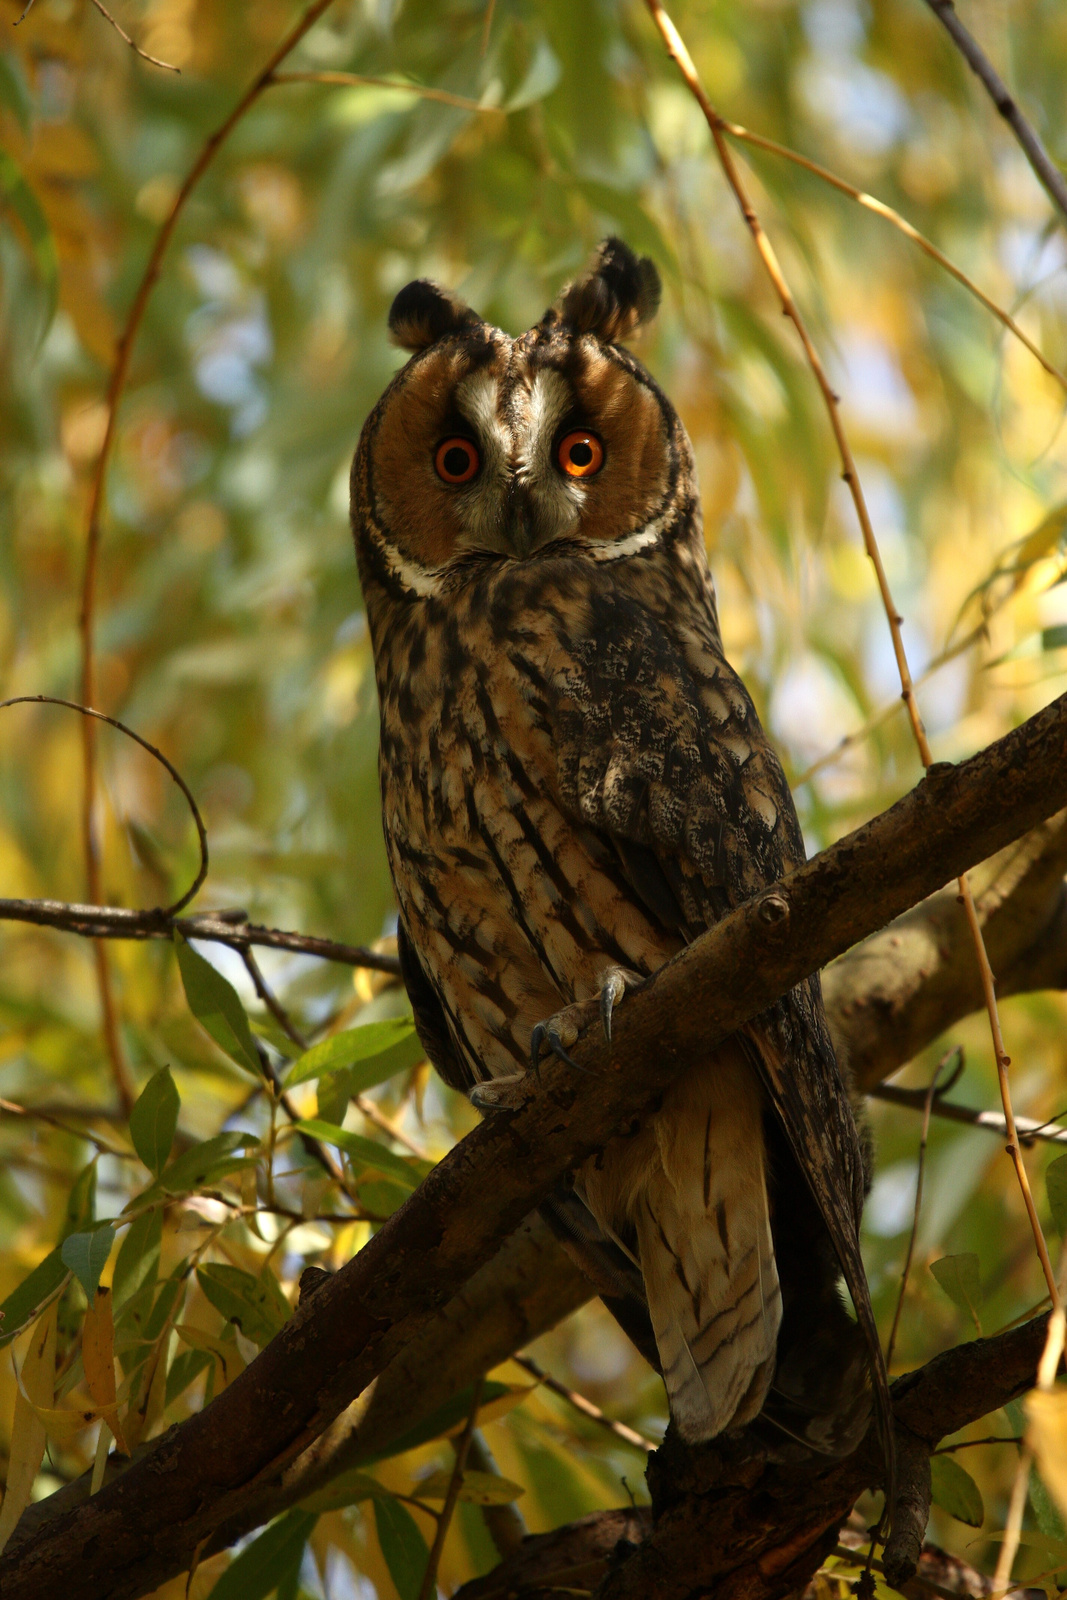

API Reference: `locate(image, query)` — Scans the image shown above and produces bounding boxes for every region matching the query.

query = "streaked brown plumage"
[351,240,891,1462]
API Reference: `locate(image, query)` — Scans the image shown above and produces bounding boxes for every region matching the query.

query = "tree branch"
[3,692,1066,1600]
[455,1313,1052,1600]
[825,807,1067,1090]
[920,0,1067,229]
[0,901,401,974]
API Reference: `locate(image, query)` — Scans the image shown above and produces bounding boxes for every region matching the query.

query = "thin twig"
[355,1093,429,1160]
[869,1084,1067,1147]
[920,0,1067,230]
[513,1354,657,1452]
[417,1374,485,1600]
[886,1048,963,1368]
[722,119,1067,392]
[87,0,180,73]
[239,947,308,1053]
[0,697,208,918]
[933,1435,1022,1452]
[479,0,497,57]
[0,898,401,973]
[644,0,1062,1325]
[270,71,503,114]
[827,1545,974,1600]
[75,0,339,1125]
[0,1097,131,1159]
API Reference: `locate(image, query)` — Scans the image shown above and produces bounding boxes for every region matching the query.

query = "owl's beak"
[501,476,537,557]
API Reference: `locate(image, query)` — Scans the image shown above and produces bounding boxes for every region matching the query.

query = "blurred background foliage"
[0,0,1066,1594]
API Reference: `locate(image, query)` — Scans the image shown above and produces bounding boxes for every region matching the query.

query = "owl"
[351,239,891,1464]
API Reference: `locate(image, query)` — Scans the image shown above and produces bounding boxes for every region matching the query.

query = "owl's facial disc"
[363,315,675,591]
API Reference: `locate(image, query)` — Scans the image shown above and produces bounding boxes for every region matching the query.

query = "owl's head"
[352,239,696,601]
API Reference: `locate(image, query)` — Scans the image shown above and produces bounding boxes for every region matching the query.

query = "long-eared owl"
[351,239,890,1459]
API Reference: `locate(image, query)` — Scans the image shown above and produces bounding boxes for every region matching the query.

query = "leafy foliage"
[0,0,1066,1592]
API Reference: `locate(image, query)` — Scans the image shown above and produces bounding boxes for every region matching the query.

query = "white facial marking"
[587,514,665,561]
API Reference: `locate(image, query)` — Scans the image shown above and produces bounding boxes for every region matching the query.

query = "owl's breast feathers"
[366,536,888,1465]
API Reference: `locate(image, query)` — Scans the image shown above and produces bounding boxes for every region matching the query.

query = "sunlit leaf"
[0,1247,70,1349]
[175,934,263,1078]
[373,1496,429,1600]
[0,54,32,135]
[504,38,561,110]
[82,1285,128,1454]
[283,1017,423,1089]
[0,1302,56,1552]
[417,1468,525,1505]
[1029,1390,1067,1526]
[929,1453,983,1527]
[63,1159,98,1239]
[298,1469,390,1514]
[60,1226,113,1300]
[930,1254,983,1333]
[113,1207,163,1305]
[129,1066,180,1175]
[147,1130,258,1199]
[293,1120,429,1188]
[173,1325,246,1389]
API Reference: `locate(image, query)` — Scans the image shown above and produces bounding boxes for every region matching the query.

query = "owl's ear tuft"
[388,279,482,353]
[554,238,661,343]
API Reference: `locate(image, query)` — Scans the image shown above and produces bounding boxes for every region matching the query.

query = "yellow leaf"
[1027,1388,1067,1521]
[83,1287,128,1455]
[26,1400,99,1450]
[416,1469,525,1505]
[0,1302,57,1552]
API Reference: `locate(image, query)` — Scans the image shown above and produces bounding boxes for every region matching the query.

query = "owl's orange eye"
[557,431,604,479]
[435,437,480,484]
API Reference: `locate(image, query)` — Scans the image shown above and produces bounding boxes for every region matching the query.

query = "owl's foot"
[470,1073,529,1111]
[598,966,643,1043]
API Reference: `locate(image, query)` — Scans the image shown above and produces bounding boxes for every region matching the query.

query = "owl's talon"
[599,967,643,1044]
[531,1019,591,1076]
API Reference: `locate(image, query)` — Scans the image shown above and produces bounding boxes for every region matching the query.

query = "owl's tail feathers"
[635,1171,782,1445]
[762,1304,872,1457]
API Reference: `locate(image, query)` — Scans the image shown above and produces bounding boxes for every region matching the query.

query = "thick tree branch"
[4,691,1065,1600]
[825,807,1067,1090]
[454,1313,1053,1600]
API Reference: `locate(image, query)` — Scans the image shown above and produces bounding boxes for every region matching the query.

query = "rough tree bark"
[3,692,1065,1599]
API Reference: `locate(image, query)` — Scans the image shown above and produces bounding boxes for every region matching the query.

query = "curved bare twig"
[0,696,208,916]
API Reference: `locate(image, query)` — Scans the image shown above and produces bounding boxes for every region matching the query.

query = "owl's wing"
[397,917,660,1364]
[553,615,893,1483]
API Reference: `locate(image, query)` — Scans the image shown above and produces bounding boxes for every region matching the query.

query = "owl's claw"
[470,1073,529,1111]
[599,967,641,1043]
[530,1018,592,1076]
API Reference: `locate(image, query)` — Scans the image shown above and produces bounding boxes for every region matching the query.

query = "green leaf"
[205,1509,317,1600]
[164,1346,214,1409]
[129,1067,180,1175]
[113,1207,163,1304]
[1031,1469,1067,1542]
[930,1454,983,1526]
[298,1469,390,1514]
[0,149,58,338]
[62,1160,97,1240]
[0,1247,70,1349]
[417,1468,525,1505]
[355,1178,414,1219]
[283,1018,423,1089]
[175,934,263,1078]
[504,37,561,110]
[0,54,33,134]
[293,1121,429,1189]
[930,1254,983,1332]
[196,1264,289,1347]
[60,1227,114,1300]
[144,1130,258,1200]
[361,1381,511,1464]
[373,1496,429,1600]
[1047,1155,1067,1234]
